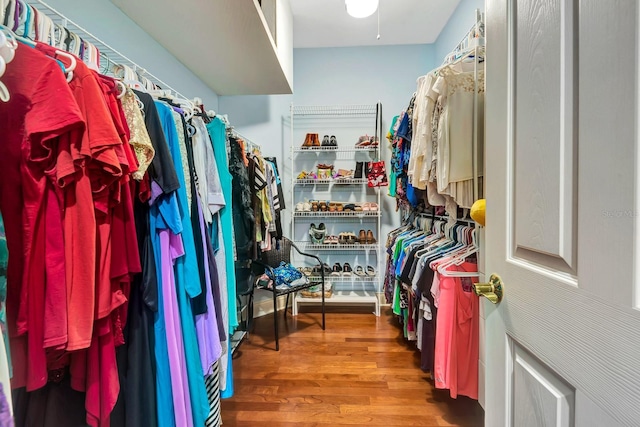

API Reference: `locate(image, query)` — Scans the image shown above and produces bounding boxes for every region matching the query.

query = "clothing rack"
[443,8,485,65]
[442,9,485,204]
[24,0,188,99]
[227,128,262,152]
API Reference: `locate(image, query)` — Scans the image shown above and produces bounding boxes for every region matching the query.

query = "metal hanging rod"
[25,0,188,99]
[228,128,262,151]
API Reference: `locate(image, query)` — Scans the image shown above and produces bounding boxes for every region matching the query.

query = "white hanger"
[0,27,16,64]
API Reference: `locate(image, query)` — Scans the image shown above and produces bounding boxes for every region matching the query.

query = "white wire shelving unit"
[290,103,382,316]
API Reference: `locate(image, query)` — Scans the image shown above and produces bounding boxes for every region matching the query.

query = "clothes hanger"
[0,26,16,64]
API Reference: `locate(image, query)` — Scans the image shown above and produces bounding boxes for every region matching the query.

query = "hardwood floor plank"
[222,309,484,426]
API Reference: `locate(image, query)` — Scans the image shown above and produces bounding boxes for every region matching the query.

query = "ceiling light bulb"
[345,0,379,19]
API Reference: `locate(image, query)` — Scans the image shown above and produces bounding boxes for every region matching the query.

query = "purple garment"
[159,229,194,427]
[0,384,12,427]
[195,196,223,374]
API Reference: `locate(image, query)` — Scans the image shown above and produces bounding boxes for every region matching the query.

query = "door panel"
[485,0,640,426]
[510,340,574,427]
[514,0,577,273]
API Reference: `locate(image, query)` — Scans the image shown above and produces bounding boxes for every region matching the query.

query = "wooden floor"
[221,306,484,426]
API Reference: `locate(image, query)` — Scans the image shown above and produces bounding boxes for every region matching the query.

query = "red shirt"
[0,43,85,390]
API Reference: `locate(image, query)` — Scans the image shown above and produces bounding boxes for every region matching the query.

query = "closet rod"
[417,213,476,226]
[229,129,262,151]
[27,0,188,100]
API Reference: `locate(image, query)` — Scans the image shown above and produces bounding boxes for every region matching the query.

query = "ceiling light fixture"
[345,0,379,19]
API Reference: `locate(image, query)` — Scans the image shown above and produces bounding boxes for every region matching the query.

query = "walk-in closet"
[2,0,640,426]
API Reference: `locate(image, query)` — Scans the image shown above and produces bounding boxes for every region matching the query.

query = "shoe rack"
[289,103,382,316]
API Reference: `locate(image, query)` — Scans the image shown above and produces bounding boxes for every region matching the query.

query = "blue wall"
[434,0,485,64]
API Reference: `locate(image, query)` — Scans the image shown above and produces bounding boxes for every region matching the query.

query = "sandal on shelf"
[343,263,353,276]
[366,265,376,277]
[324,235,338,245]
[369,202,378,211]
[355,135,372,147]
[354,265,365,276]
[338,233,348,245]
[346,232,357,245]
[362,202,371,211]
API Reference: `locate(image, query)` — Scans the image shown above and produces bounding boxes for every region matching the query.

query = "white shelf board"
[292,147,378,153]
[294,178,368,185]
[295,242,379,251]
[294,290,380,316]
[293,211,380,218]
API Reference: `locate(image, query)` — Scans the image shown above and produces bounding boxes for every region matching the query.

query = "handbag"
[366,102,388,187]
[367,160,389,187]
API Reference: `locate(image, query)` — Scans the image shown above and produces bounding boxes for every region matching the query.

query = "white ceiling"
[291,0,461,48]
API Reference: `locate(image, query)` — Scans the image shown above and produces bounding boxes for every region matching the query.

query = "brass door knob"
[473,274,504,304]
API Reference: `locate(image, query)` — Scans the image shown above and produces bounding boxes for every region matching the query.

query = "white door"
[484,0,640,426]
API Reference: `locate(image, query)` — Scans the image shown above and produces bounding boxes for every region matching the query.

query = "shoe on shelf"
[355,135,372,147]
[295,202,304,212]
[312,133,321,148]
[302,133,313,149]
[354,265,365,276]
[302,201,311,212]
[309,223,327,244]
[335,169,354,180]
[346,232,357,245]
[321,135,331,147]
[369,202,378,211]
[297,171,308,180]
[331,263,343,275]
[324,235,339,244]
[343,203,356,212]
[343,263,353,276]
[358,229,366,244]
[366,265,376,277]
[330,135,338,148]
[366,230,376,244]
[336,203,344,212]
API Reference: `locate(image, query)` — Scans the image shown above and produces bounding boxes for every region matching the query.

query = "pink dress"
[433,262,479,399]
